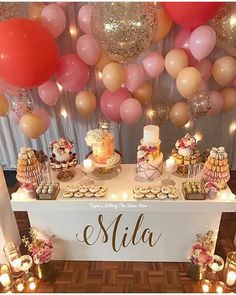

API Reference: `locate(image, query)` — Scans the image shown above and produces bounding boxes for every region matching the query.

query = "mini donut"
[63,192,73,198]
[99,187,107,193]
[161,187,172,194]
[89,185,100,193]
[74,192,84,198]
[151,187,161,194]
[95,191,105,198]
[168,193,178,199]
[79,186,88,193]
[146,193,155,199]
[157,193,167,200]
[134,192,144,199]
[140,188,150,194]
[133,187,141,194]
[68,186,79,193]
[85,191,94,198]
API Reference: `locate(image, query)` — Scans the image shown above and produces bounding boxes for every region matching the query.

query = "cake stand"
[50,161,78,182]
[85,150,122,175]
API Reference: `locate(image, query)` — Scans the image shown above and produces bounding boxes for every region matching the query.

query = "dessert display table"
[11,165,236,262]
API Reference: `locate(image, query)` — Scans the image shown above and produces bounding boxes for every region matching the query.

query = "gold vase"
[35,261,54,281]
[188,262,207,281]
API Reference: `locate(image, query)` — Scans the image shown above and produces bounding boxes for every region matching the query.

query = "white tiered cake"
[137,125,163,180]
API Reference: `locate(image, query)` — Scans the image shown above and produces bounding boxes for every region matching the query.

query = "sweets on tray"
[137,125,163,180]
[33,149,48,164]
[172,134,202,176]
[16,147,42,185]
[85,127,115,164]
[182,180,206,200]
[133,185,178,200]
[62,184,107,198]
[201,147,230,189]
[36,181,60,200]
[49,138,78,170]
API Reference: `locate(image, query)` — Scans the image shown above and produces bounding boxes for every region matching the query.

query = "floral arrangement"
[137,145,159,164]
[50,138,74,156]
[189,230,215,267]
[85,128,110,147]
[21,183,36,191]
[22,227,55,265]
[205,182,220,192]
[175,133,197,150]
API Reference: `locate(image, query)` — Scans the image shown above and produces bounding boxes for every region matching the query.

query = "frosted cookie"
[151,187,161,194]
[157,193,167,200]
[74,192,84,198]
[95,191,105,198]
[85,191,94,198]
[63,192,73,198]
[79,186,88,193]
[146,193,155,199]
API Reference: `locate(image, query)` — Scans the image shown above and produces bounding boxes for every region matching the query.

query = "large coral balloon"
[0,18,58,88]
[91,2,155,63]
[210,3,236,57]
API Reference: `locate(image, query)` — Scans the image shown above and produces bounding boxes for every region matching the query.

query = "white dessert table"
[11,165,236,262]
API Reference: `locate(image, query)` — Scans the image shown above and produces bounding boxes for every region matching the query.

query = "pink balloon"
[198,79,208,91]
[100,88,131,122]
[143,52,164,78]
[208,90,224,116]
[78,4,93,34]
[55,54,90,93]
[0,78,19,95]
[124,64,145,93]
[56,2,70,7]
[32,108,51,132]
[10,101,28,124]
[41,4,66,38]
[38,80,61,106]
[192,59,212,80]
[120,98,142,124]
[190,25,216,60]
[76,34,101,66]
[10,110,21,124]
[231,76,236,87]
[174,27,191,51]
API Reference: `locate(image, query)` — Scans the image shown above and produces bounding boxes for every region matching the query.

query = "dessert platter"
[136,125,163,180]
[62,184,107,198]
[182,180,206,200]
[85,127,122,174]
[133,185,178,200]
[49,138,78,181]
[36,181,60,200]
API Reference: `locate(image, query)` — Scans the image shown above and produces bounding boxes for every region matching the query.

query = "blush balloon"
[143,52,164,78]
[120,98,142,124]
[55,54,90,93]
[78,4,93,34]
[0,78,19,95]
[124,64,145,92]
[38,80,61,106]
[192,59,212,81]
[174,27,191,51]
[100,88,131,122]
[76,34,101,65]
[208,90,224,116]
[41,4,66,38]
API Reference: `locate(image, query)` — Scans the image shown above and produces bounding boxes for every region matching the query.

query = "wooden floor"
[6,172,236,293]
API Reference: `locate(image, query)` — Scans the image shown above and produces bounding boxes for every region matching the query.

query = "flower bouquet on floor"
[188,231,215,281]
[22,227,55,281]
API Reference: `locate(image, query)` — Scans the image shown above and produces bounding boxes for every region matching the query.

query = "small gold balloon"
[91,2,156,63]
[152,102,169,125]
[133,80,153,106]
[210,3,236,57]
[27,3,46,22]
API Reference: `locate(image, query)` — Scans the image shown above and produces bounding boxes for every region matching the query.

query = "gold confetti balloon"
[188,91,211,119]
[152,102,169,125]
[210,3,236,57]
[91,2,156,63]
[0,2,20,22]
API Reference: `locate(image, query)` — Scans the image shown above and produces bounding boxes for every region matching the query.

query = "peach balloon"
[165,49,188,78]
[19,113,44,139]
[0,95,9,116]
[27,3,45,22]
[169,102,190,128]
[133,80,153,105]
[176,67,201,98]
[153,6,172,42]
[75,90,96,117]
[96,53,113,72]
[221,87,236,113]
[102,62,125,92]
[212,56,236,87]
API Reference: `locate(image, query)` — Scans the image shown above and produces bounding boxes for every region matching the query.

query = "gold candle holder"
[215,281,225,294]
[15,278,25,293]
[0,264,13,288]
[224,252,236,288]
[201,279,212,293]
[3,242,23,278]
[28,276,37,292]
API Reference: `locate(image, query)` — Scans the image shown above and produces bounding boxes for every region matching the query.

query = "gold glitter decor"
[152,102,169,125]
[210,3,236,57]
[91,2,156,63]
[0,2,20,22]
[188,91,211,119]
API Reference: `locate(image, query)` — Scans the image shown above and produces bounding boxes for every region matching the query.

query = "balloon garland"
[0,2,235,139]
